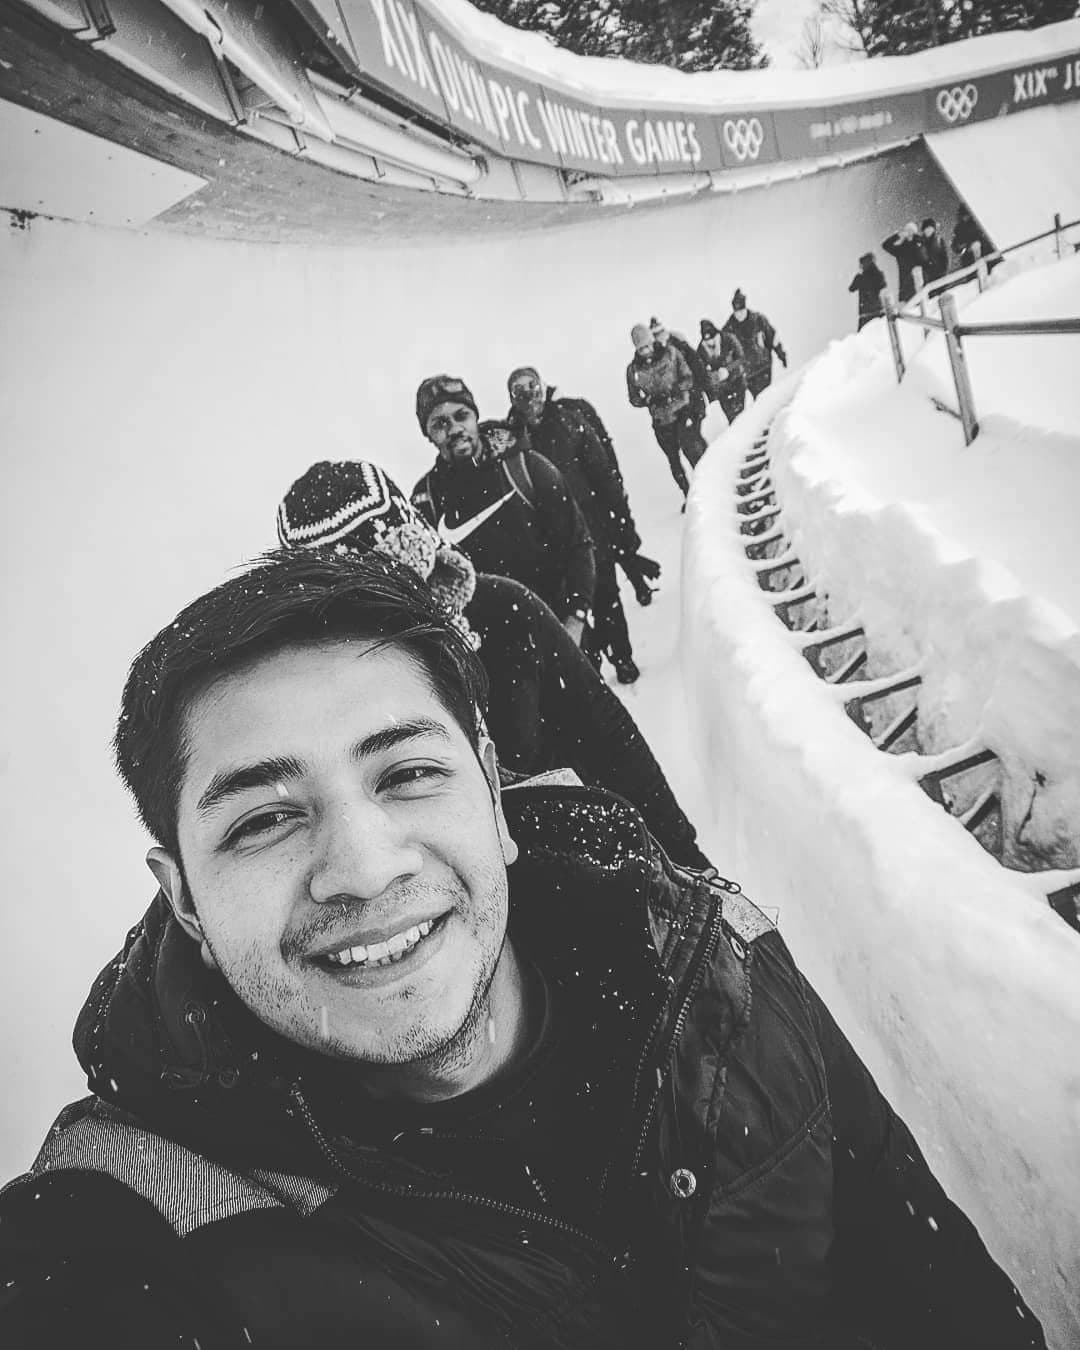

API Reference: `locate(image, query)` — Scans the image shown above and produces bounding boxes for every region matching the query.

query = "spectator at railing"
[951,202,998,274]
[920,218,949,284]
[849,252,888,330]
[882,222,927,302]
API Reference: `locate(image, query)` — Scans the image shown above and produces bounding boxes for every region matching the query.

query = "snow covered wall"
[681,260,1080,1344]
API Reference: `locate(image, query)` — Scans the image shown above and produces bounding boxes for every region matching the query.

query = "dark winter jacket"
[412,429,595,621]
[722,309,777,384]
[467,573,706,867]
[626,345,694,426]
[662,333,708,419]
[0,786,1046,1349]
[557,394,623,478]
[951,209,996,272]
[921,231,949,283]
[848,261,888,324]
[508,391,639,560]
[882,231,928,302]
[696,331,746,402]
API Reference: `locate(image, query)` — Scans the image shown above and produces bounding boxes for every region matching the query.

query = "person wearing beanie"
[650,315,709,433]
[722,289,787,399]
[277,458,708,867]
[410,373,596,648]
[882,221,929,302]
[696,317,748,425]
[507,365,646,684]
[626,322,702,501]
[848,251,888,331]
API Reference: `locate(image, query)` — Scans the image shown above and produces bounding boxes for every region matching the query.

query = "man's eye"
[225,809,298,847]
[380,764,448,793]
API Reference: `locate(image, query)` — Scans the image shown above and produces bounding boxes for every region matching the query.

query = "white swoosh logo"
[437,491,515,546]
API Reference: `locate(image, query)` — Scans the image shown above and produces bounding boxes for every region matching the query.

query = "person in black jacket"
[507,365,641,684]
[411,374,594,647]
[0,549,1048,1350]
[277,459,706,865]
[723,288,788,398]
[539,386,663,609]
[651,315,708,445]
[849,251,888,330]
[951,201,998,273]
[920,217,949,285]
[696,318,747,423]
[882,222,928,302]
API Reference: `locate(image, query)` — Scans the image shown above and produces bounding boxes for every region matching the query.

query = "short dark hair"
[114,549,488,855]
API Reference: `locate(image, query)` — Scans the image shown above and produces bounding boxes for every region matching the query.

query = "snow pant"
[747,369,773,399]
[652,411,706,495]
[590,552,633,665]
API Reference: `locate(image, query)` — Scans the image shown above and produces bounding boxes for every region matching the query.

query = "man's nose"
[307,800,423,904]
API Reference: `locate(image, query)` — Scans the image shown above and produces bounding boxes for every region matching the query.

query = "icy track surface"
[683,254,1080,1342]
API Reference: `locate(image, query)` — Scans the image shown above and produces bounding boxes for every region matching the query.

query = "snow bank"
[682,259,1080,1344]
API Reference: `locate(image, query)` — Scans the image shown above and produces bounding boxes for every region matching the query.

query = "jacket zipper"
[626,897,725,1180]
[290,1085,620,1266]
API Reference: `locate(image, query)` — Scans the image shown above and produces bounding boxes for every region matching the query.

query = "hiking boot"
[615,658,640,685]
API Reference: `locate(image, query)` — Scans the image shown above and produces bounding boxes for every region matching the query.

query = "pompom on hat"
[276,460,478,642]
[416,374,478,433]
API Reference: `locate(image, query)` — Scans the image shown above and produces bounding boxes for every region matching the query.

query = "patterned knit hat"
[276,461,478,642]
[415,374,478,433]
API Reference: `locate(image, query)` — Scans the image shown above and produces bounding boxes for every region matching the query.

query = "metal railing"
[882,212,1080,444]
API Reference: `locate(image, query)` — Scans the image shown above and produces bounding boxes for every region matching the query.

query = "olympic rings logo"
[722,117,764,161]
[935,84,978,123]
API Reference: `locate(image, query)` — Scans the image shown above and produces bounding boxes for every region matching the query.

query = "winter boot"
[615,657,640,685]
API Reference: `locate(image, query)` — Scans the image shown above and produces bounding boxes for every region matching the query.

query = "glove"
[716,366,729,381]
[775,344,788,368]
[633,553,661,582]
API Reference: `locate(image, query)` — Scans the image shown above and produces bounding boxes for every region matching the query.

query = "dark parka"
[848,260,888,327]
[508,391,639,560]
[626,344,694,425]
[1,787,1046,1350]
[412,425,595,621]
[467,573,706,867]
[721,309,778,389]
[696,331,747,404]
[882,231,928,302]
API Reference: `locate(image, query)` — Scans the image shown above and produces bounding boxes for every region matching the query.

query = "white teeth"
[326,917,437,968]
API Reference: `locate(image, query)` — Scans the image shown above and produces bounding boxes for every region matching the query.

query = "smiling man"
[411,373,595,647]
[0,550,1047,1349]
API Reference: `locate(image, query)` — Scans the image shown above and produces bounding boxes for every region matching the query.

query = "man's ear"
[480,738,519,867]
[147,847,202,942]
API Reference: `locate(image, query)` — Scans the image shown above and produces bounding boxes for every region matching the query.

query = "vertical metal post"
[882,291,905,382]
[1055,212,1064,260]
[972,240,987,292]
[939,292,978,444]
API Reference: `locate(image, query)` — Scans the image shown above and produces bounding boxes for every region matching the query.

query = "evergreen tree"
[823,0,1078,58]
[468,0,766,73]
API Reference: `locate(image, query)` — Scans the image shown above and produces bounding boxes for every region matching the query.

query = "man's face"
[922,224,936,239]
[634,336,655,362]
[508,372,545,426]
[651,324,669,347]
[703,333,722,357]
[425,401,480,462]
[167,640,517,1065]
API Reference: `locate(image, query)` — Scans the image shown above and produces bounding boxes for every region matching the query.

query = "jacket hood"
[72,786,699,1162]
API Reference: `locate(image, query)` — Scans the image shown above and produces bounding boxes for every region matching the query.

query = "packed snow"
[682,249,1080,1342]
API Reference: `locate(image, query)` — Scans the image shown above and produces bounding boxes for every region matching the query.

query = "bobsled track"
[3,2,1080,1341]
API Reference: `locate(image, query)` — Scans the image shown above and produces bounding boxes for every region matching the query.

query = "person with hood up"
[882,222,928,302]
[0,547,1048,1350]
[410,373,594,648]
[951,201,998,273]
[722,288,787,399]
[625,321,701,501]
[277,459,705,863]
[848,252,888,330]
[696,318,747,424]
[507,365,642,684]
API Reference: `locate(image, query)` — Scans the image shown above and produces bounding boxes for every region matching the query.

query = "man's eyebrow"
[350,718,452,762]
[196,755,306,818]
[194,720,453,818]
